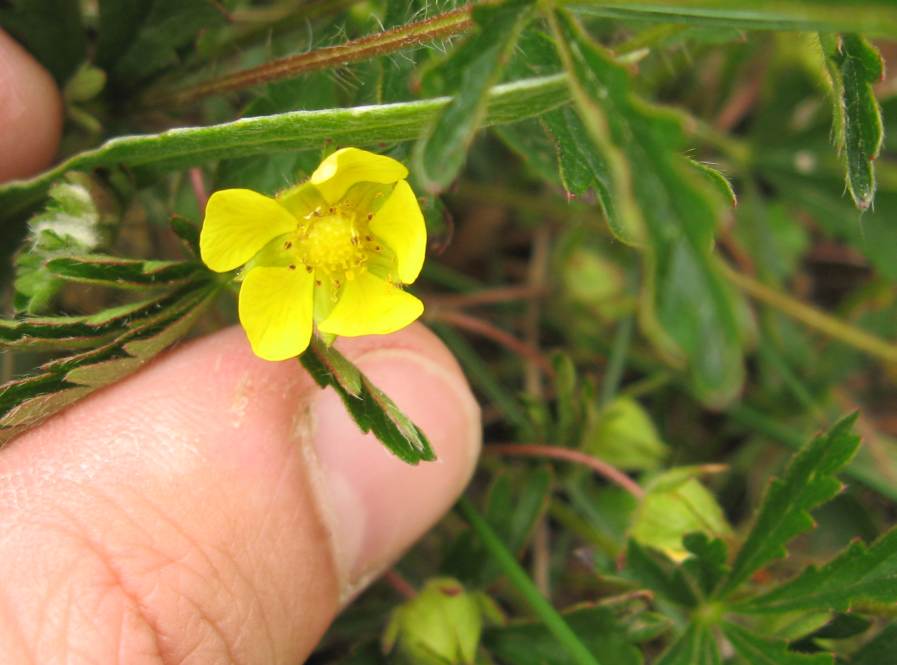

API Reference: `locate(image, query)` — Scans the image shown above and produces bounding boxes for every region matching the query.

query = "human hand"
[0,29,481,664]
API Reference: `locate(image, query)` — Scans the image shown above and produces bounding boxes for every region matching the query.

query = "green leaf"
[720,414,861,595]
[413,0,537,192]
[0,73,571,223]
[624,539,699,607]
[564,1,897,35]
[0,287,202,351]
[629,467,732,562]
[820,34,884,210]
[583,396,669,472]
[0,0,85,84]
[740,526,897,614]
[45,256,202,289]
[548,9,746,407]
[655,624,721,665]
[850,624,897,665]
[300,337,435,464]
[483,603,642,665]
[681,533,729,598]
[722,622,834,665]
[0,282,216,447]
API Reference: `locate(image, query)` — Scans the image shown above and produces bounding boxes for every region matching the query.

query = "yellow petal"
[276,181,326,218]
[318,272,423,337]
[370,180,427,284]
[238,266,314,361]
[310,148,408,204]
[200,189,297,272]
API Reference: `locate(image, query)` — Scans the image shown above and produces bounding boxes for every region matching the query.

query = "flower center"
[287,207,377,284]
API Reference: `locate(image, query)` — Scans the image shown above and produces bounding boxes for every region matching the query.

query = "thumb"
[0,323,481,664]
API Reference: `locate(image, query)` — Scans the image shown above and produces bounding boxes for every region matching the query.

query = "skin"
[0,29,482,665]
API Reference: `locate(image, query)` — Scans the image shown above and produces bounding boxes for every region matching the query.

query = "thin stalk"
[429,309,555,378]
[487,443,645,499]
[456,497,604,665]
[143,5,474,108]
[424,285,546,308]
[724,266,897,364]
[599,315,633,407]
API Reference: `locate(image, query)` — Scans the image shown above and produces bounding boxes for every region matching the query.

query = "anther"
[288,264,296,270]
[284,240,293,249]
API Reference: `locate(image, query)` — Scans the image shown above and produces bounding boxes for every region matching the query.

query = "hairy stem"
[143,5,475,108]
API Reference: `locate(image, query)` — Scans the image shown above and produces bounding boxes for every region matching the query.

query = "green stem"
[599,315,633,406]
[142,5,474,108]
[456,497,604,665]
[724,266,897,364]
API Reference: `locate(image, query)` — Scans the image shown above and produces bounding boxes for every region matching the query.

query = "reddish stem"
[486,443,645,499]
[430,309,555,379]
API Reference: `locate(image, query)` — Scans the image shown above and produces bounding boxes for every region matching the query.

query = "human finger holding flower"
[200,147,427,361]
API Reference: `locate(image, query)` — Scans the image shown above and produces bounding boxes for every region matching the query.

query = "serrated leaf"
[655,624,721,665]
[300,337,435,465]
[720,414,861,595]
[624,539,699,607]
[483,603,642,665]
[821,33,884,210]
[722,622,834,665]
[549,9,746,407]
[681,533,730,598]
[45,256,202,288]
[0,285,207,350]
[740,526,897,614]
[413,0,537,192]
[0,283,216,447]
[0,73,570,222]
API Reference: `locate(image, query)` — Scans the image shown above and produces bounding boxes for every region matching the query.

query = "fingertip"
[0,29,63,182]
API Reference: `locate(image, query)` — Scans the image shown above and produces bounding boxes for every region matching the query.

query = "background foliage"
[2,0,897,662]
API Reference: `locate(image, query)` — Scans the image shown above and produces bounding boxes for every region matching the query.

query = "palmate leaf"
[300,337,435,465]
[655,624,721,665]
[739,526,897,614]
[722,622,834,665]
[720,414,861,595]
[548,9,746,407]
[0,281,217,447]
[413,0,537,192]
[820,33,884,210]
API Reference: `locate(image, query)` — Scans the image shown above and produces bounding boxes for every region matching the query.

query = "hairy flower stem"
[142,5,475,108]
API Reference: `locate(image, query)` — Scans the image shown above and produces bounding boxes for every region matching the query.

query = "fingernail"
[303,347,480,600]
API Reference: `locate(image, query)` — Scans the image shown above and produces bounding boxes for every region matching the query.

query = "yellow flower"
[200,148,427,361]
